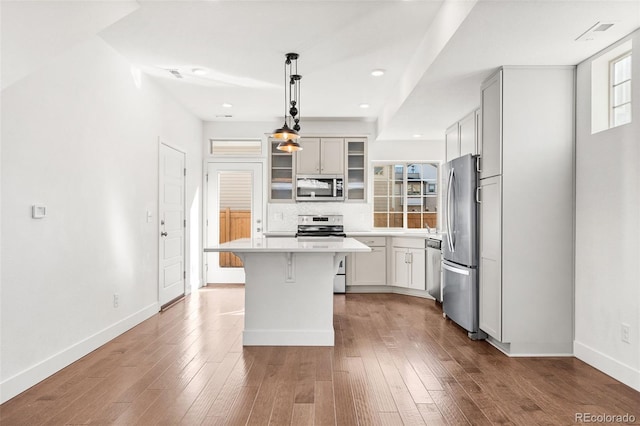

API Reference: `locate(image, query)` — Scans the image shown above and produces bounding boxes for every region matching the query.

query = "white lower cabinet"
[479,176,502,340]
[391,238,426,290]
[347,237,386,286]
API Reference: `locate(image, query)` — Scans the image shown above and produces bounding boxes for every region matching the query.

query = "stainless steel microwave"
[295,175,344,201]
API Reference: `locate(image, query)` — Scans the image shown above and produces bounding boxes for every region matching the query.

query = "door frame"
[204,160,265,284]
[158,140,187,309]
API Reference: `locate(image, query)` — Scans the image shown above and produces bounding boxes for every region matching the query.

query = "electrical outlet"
[621,323,631,344]
[113,293,119,308]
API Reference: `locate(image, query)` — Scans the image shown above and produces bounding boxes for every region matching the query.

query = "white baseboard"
[346,285,435,300]
[0,302,159,404]
[574,340,640,392]
[243,329,334,346]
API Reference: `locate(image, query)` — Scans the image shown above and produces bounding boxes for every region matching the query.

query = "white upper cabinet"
[446,109,479,162]
[445,123,460,162]
[296,138,321,174]
[479,70,502,179]
[296,137,344,175]
[345,138,366,201]
[459,110,478,157]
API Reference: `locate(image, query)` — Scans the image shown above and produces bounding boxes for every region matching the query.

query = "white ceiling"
[3,1,640,141]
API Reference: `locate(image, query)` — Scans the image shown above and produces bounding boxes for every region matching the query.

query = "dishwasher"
[426,238,442,302]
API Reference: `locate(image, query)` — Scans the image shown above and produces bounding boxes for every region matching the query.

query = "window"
[591,40,632,134]
[611,52,632,127]
[373,162,439,229]
[210,139,263,156]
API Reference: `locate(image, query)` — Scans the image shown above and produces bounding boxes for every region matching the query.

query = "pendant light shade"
[272,123,299,140]
[271,53,302,147]
[276,139,303,152]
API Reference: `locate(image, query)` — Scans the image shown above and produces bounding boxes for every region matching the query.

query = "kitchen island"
[204,237,370,346]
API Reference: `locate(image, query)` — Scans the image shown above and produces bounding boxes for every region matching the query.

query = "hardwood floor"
[1,286,639,425]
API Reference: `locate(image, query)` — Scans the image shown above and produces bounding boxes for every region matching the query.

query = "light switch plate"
[32,205,46,219]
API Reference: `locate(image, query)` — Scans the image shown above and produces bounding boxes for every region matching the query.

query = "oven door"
[296,176,344,201]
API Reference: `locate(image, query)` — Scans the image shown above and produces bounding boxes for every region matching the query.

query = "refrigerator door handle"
[476,156,482,173]
[475,186,481,204]
[446,167,455,253]
[442,262,470,276]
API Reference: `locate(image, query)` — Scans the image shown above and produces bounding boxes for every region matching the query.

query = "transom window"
[611,52,632,127]
[210,139,263,156]
[373,163,439,229]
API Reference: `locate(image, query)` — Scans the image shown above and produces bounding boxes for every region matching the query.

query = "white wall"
[575,30,640,391]
[369,139,444,162]
[0,37,203,403]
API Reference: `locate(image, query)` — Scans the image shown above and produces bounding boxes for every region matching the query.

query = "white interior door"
[206,162,263,284]
[159,143,186,307]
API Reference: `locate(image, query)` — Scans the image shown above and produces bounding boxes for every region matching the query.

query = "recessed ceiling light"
[222,103,233,108]
[192,68,208,75]
[359,103,370,109]
[413,134,422,138]
[371,69,385,77]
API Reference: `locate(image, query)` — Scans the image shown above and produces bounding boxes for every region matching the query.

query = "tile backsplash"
[267,202,373,233]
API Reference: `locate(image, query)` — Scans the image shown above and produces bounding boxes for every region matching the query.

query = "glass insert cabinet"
[269,140,294,200]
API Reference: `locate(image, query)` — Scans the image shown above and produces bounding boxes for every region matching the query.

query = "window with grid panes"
[611,52,632,127]
[373,163,439,229]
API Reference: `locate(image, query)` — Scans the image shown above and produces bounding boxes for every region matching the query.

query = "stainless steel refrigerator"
[442,154,486,340]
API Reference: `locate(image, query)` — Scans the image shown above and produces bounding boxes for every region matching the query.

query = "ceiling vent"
[168,69,183,79]
[215,114,233,118]
[576,21,616,42]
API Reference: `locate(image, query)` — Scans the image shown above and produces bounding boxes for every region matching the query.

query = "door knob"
[161,232,168,237]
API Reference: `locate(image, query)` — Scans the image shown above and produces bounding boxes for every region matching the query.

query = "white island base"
[204,238,370,346]
[241,251,338,346]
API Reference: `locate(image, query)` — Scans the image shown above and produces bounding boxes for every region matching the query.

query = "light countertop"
[347,231,442,240]
[264,231,443,240]
[204,237,371,253]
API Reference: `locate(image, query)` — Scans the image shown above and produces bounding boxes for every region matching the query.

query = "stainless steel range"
[296,215,347,293]
[295,214,346,239]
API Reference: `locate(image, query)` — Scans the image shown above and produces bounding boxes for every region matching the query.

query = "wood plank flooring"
[1,286,639,425]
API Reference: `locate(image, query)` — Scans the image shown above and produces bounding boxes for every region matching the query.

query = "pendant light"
[273,53,303,152]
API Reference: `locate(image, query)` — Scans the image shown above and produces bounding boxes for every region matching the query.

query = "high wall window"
[210,139,263,156]
[373,163,439,229]
[591,40,632,134]
[611,52,632,127]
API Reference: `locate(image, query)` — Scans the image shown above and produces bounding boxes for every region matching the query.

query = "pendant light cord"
[297,60,301,124]
[283,59,287,126]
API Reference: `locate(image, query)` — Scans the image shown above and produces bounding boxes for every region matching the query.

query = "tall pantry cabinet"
[478,67,575,355]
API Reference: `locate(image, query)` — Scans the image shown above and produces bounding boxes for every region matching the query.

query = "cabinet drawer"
[391,237,426,249]
[354,236,386,247]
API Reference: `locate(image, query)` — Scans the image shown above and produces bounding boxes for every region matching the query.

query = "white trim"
[0,303,159,404]
[346,285,435,300]
[574,340,640,392]
[242,329,334,346]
